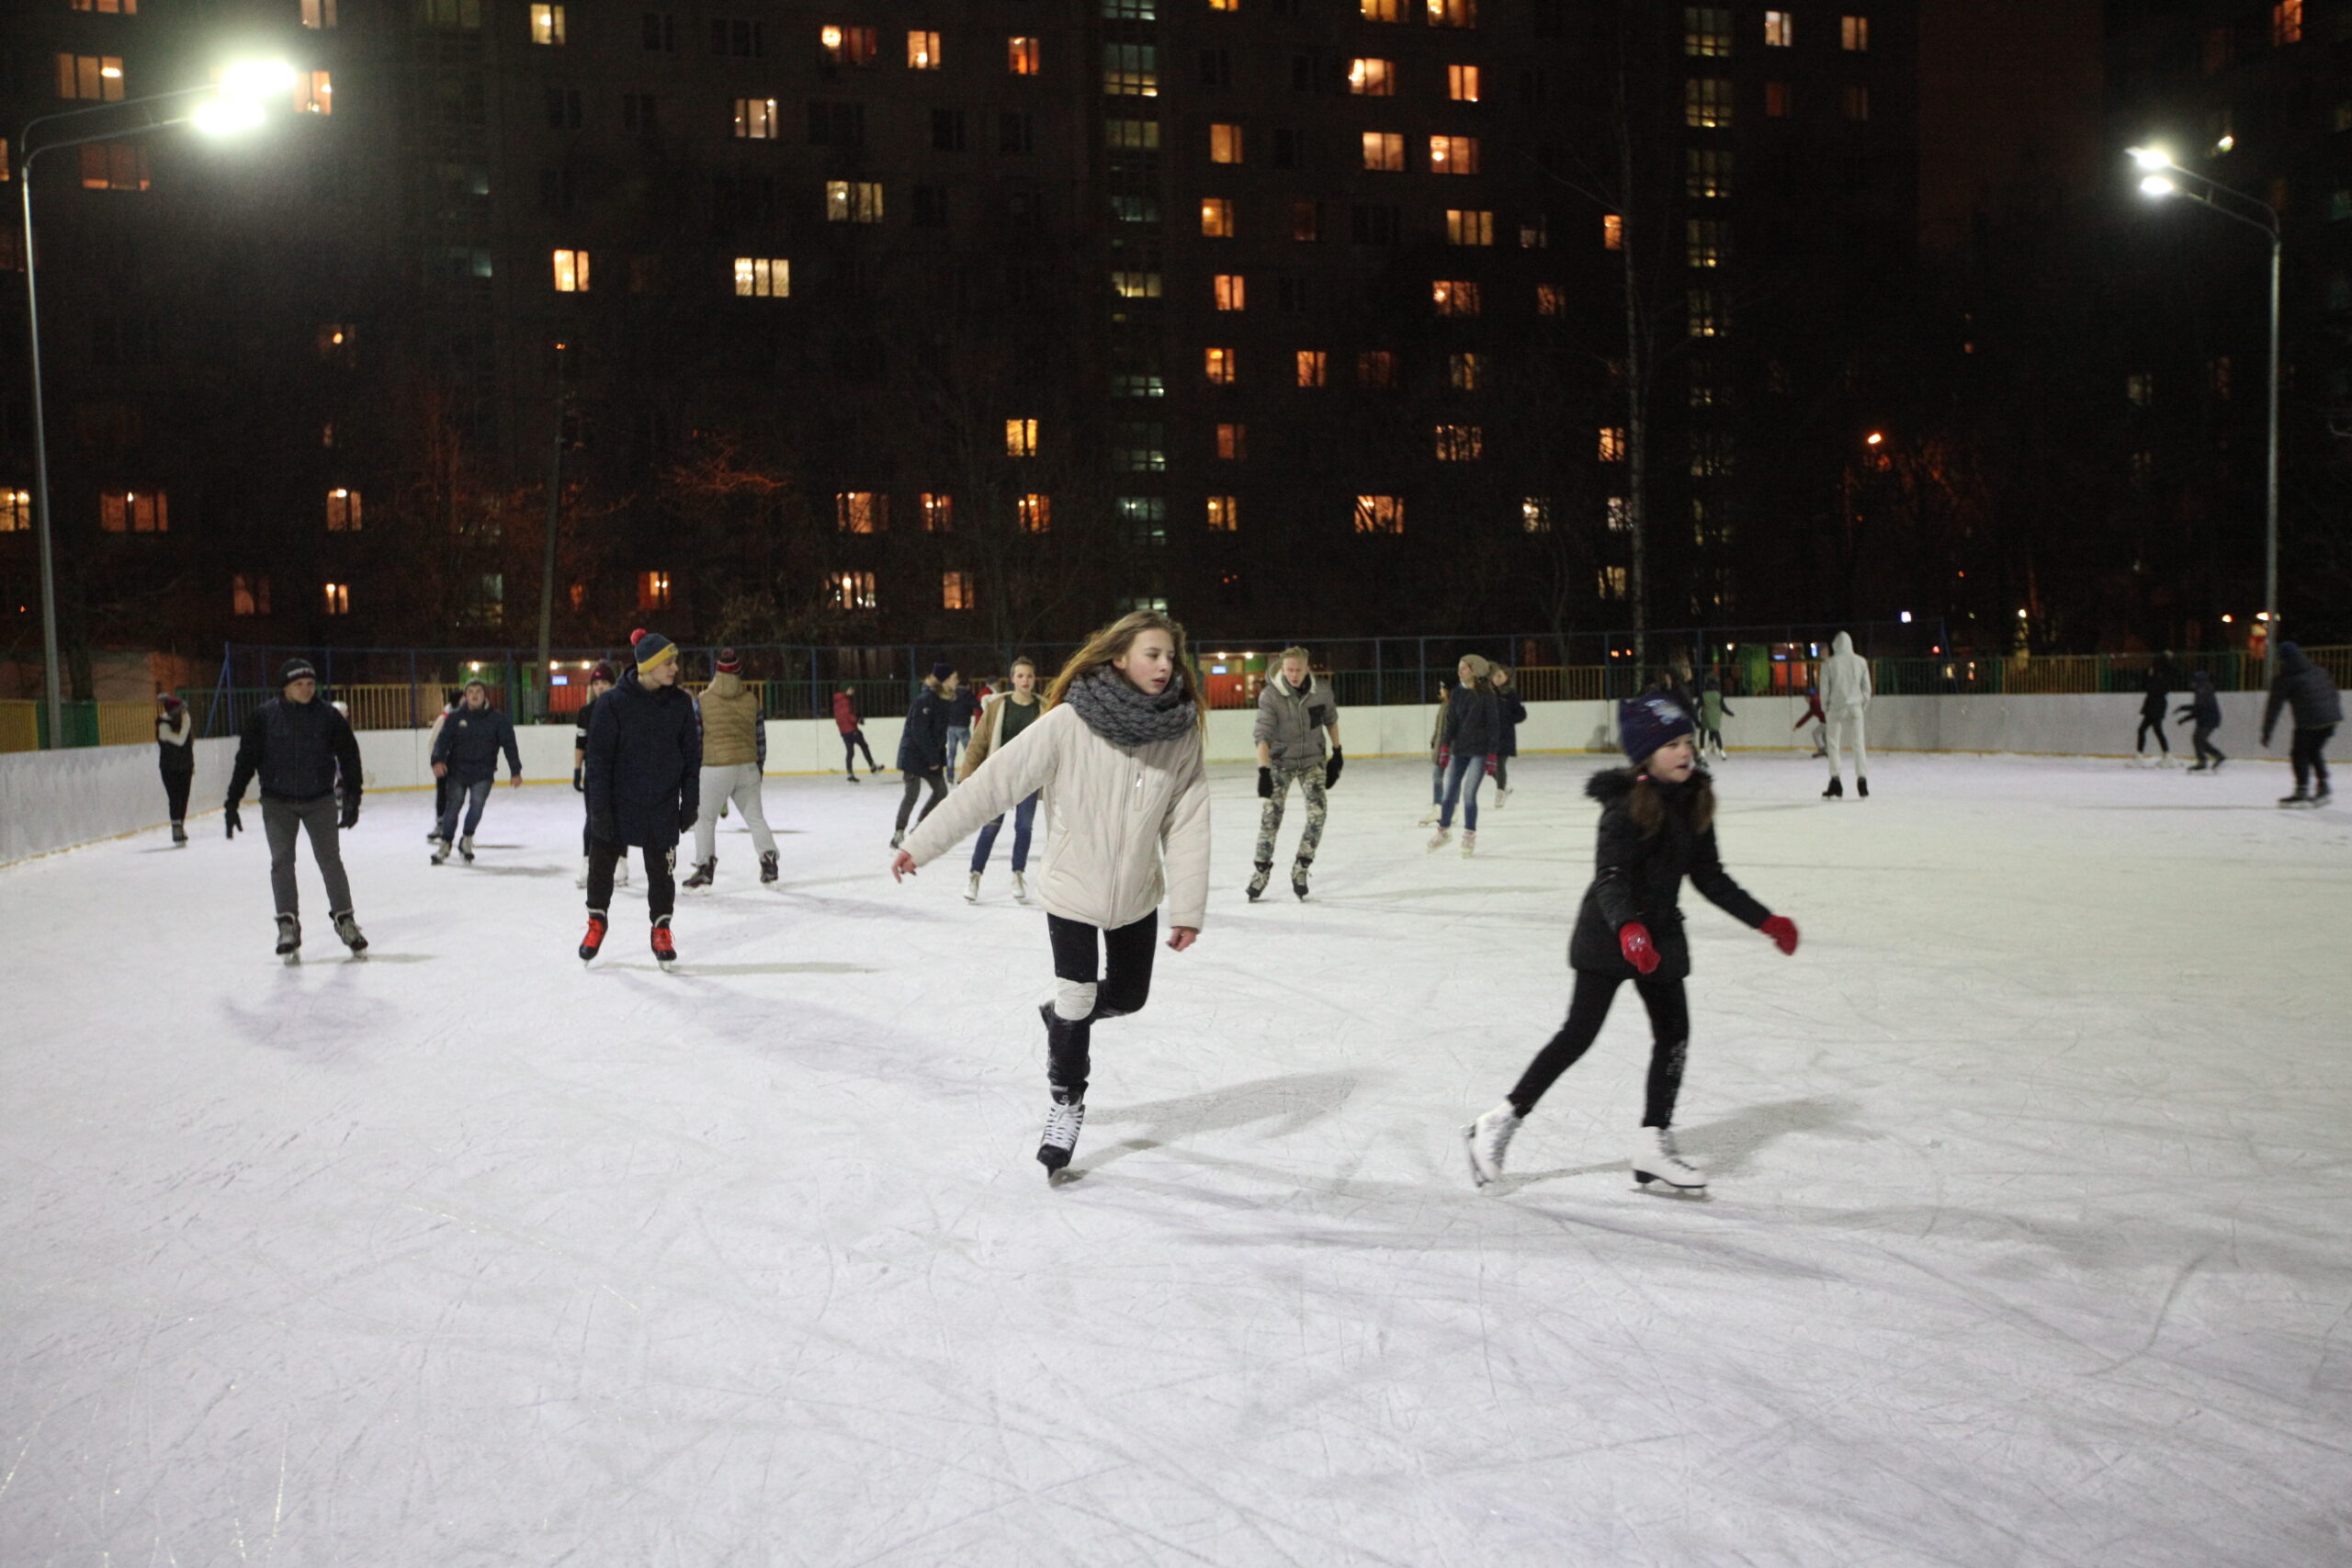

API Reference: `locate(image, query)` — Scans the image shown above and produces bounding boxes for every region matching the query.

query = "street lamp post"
[17,69,288,748]
[2129,147,2284,684]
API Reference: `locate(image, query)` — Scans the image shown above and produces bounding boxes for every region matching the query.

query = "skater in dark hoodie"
[580,630,701,964]
[1463,694,1798,1193]
[2176,671,2226,773]
[2264,641,2342,807]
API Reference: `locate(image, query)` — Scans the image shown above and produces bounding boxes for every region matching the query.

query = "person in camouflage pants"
[1250,646,1343,901]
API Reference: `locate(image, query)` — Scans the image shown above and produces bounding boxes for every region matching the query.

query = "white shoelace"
[1042,1100,1085,1152]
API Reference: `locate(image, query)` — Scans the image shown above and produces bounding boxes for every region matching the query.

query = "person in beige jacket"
[685,649,777,887]
[892,610,1211,1179]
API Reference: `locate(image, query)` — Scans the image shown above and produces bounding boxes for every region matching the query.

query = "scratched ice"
[2,753,2347,1566]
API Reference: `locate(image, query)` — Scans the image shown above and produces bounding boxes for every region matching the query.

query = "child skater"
[1464,694,1800,1193]
[891,610,1210,1179]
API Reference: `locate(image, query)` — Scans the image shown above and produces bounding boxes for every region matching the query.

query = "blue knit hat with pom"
[1619,694,1695,763]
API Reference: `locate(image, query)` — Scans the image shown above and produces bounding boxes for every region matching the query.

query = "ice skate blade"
[1046,1165,1085,1187]
[1463,1126,1496,1190]
[1631,1170,1709,1196]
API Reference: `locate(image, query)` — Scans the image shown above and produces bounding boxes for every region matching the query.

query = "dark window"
[1006,186,1043,228]
[538,167,577,211]
[1291,197,1322,240]
[931,107,966,151]
[546,87,582,129]
[1350,203,1399,244]
[809,102,866,147]
[1200,49,1231,87]
[1532,0,1562,35]
[1273,128,1303,168]
[1519,68,1548,106]
[621,92,657,133]
[913,186,948,227]
[641,11,675,51]
[1000,111,1034,153]
[1277,276,1310,312]
[710,17,764,56]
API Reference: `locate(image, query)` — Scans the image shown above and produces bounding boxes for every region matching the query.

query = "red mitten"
[1619,923,1660,976]
[1438,747,1451,771]
[1760,915,1800,955]
[1485,756,1497,777]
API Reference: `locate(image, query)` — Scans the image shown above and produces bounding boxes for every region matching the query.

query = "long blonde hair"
[1046,609,1208,733]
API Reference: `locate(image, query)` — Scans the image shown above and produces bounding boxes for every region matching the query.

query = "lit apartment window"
[829,571,877,610]
[1428,0,1476,28]
[1521,498,1555,533]
[1434,423,1483,460]
[1599,566,1628,599]
[1112,367,1164,397]
[905,492,950,533]
[1105,0,1158,16]
[835,492,887,533]
[531,5,566,43]
[1431,278,1480,316]
[1599,427,1626,461]
[2274,1,2303,45]
[100,490,167,532]
[1765,81,1792,117]
[908,30,941,69]
[826,180,885,222]
[1445,209,1493,245]
[1004,418,1040,457]
[0,491,28,532]
[1200,197,1235,237]
[1362,0,1405,19]
[1841,15,1870,51]
[1112,270,1163,299]
[1204,346,1237,384]
[295,71,333,115]
[302,0,338,27]
[943,571,973,610]
[1350,59,1396,96]
[1765,10,1792,46]
[1358,350,1397,387]
[1206,495,1238,531]
[1686,78,1731,129]
[1430,135,1478,174]
[1009,36,1041,74]
[1103,43,1159,96]
[1521,214,1549,247]
[1448,64,1480,102]
[1536,283,1564,316]
[232,574,271,616]
[1363,132,1405,171]
[1688,149,1732,197]
[1687,220,1727,267]
[325,488,362,530]
[1019,492,1054,529]
[79,143,151,192]
[2125,373,2153,407]
[1296,350,1328,387]
[1211,0,1239,9]
[1210,123,1243,163]
[1688,290,1727,337]
[1116,496,1167,546]
[552,248,591,291]
[57,56,126,103]
[1213,273,1246,310]
[733,256,789,297]
[1353,495,1404,534]
[1216,423,1248,459]
[1607,496,1629,531]
[1842,85,1870,120]
[316,581,350,616]
[1686,6,1732,55]
[734,97,779,138]
[1449,352,1481,389]
[822,26,879,65]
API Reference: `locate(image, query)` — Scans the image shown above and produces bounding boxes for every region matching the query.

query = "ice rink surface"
[3,750,2349,1567]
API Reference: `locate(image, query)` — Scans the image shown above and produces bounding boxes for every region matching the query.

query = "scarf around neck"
[1063,666,1198,746]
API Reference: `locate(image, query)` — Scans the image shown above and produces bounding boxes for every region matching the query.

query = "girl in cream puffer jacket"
[894,610,1211,1179]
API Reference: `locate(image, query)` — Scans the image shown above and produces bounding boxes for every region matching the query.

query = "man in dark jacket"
[2263,641,2342,807]
[225,658,367,959]
[582,631,700,963]
[430,678,523,863]
[2135,660,2173,763]
[2175,671,2225,772]
[892,665,954,848]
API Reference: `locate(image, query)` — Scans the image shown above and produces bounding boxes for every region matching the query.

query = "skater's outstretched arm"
[897,705,1064,870]
[1687,826,1771,930]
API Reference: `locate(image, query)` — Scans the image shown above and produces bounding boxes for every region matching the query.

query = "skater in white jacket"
[892,610,1211,1179]
[1819,630,1872,799]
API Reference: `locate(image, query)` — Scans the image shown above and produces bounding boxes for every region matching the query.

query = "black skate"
[2280,790,2312,808]
[171,822,187,845]
[1247,863,1271,901]
[332,909,368,956]
[650,915,678,964]
[1038,1090,1086,1179]
[846,772,861,784]
[274,914,301,964]
[684,859,716,889]
[430,837,451,865]
[1823,777,1844,800]
[579,912,608,963]
[760,851,779,885]
[1857,777,1870,799]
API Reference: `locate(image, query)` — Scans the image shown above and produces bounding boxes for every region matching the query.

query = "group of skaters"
[2131,646,2339,806]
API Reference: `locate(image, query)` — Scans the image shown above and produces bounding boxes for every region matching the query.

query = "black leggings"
[2136,716,2169,754]
[162,770,192,823]
[2190,725,2225,766]
[843,729,876,772]
[1493,754,1510,791]
[896,769,946,830]
[1042,911,1158,1099]
[1508,969,1691,1128]
[587,839,676,919]
[2291,725,2335,795]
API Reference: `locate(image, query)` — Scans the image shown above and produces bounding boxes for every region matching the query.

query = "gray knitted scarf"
[1063,666,1198,746]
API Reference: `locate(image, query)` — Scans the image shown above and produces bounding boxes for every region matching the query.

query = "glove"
[1437,747,1451,771]
[223,800,242,839]
[1760,915,1799,955]
[572,766,584,793]
[678,803,697,833]
[1485,756,1497,777]
[339,795,361,830]
[1257,766,1273,799]
[1324,747,1344,788]
[591,809,616,842]
[1619,922,1660,976]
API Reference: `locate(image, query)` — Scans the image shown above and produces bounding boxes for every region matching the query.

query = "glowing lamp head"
[219,60,300,101]
[192,97,266,134]
[2140,175,2177,198]
[2128,146,2171,171]
[1865,432,1884,446]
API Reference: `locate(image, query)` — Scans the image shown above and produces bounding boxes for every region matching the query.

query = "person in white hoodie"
[1818,630,1873,799]
[891,610,1211,1180]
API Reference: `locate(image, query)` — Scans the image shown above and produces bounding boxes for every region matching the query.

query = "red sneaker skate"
[650,919,677,965]
[578,913,608,963]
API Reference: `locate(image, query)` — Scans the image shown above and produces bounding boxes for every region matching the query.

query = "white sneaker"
[575,856,589,889]
[1012,870,1028,902]
[1417,807,1439,827]
[1426,827,1453,852]
[965,872,982,904]
[1494,788,1510,807]
[1464,1102,1521,1188]
[429,838,449,865]
[1460,830,1476,858]
[1037,1095,1086,1175]
[1630,1126,1706,1191]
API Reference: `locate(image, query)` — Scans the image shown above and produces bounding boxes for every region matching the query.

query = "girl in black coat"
[893,665,955,845]
[1464,695,1799,1192]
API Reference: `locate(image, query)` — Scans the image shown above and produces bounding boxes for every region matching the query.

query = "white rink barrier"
[0,692,2286,864]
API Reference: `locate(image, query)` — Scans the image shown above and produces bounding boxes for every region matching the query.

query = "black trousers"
[2136,716,2169,753]
[162,769,192,824]
[2291,725,2335,794]
[843,729,877,772]
[1493,754,1510,790]
[2190,724,2225,766]
[1508,969,1692,1128]
[896,769,946,830]
[587,839,676,919]
[1042,910,1158,1099]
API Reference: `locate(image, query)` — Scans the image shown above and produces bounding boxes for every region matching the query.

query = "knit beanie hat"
[717,648,741,673]
[280,658,317,685]
[589,660,616,685]
[1459,654,1492,682]
[632,629,677,674]
[930,661,955,682]
[1619,694,1695,764]
[160,693,184,710]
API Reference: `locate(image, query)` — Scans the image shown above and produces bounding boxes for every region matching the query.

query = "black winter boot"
[760,851,779,884]
[684,859,716,889]
[1823,777,1844,799]
[1857,777,1870,798]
